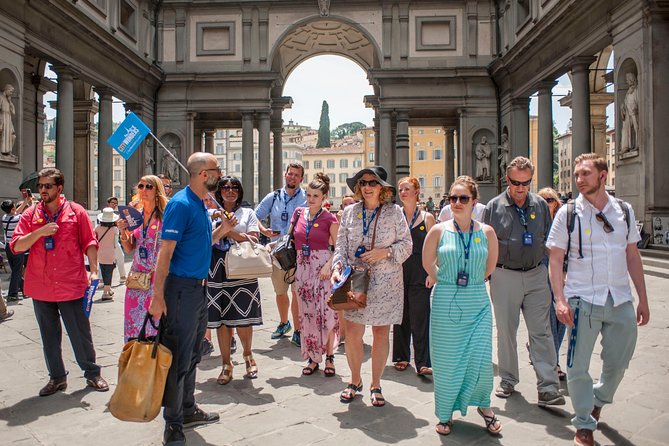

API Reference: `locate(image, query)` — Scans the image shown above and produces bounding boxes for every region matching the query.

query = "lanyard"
[282,189,298,210]
[362,206,381,238]
[43,204,65,224]
[142,208,157,241]
[304,208,323,242]
[453,219,474,261]
[514,205,528,228]
[405,207,420,229]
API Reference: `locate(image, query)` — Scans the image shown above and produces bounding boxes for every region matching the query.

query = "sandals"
[435,420,452,436]
[477,407,502,434]
[217,364,233,385]
[394,361,409,371]
[370,387,386,407]
[340,382,362,403]
[244,355,258,379]
[324,355,335,377]
[417,366,433,376]
[302,358,319,376]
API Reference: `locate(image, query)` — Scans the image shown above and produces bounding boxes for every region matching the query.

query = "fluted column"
[53,66,76,198]
[395,110,409,185]
[241,112,254,199]
[537,81,556,188]
[257,111,271,201]
[444,127,455,189]
[204,129,215,154]
[96,88,114,208]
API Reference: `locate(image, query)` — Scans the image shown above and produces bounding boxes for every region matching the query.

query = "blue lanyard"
[362,206,381,237]
[282,190,298,210]
[304,208,323,242]
[142,208,157,241]
[567,306,580,368]
[514,205,528,228]
[453,219,474,261]
[405,207,420,229]
[43,204,64,224]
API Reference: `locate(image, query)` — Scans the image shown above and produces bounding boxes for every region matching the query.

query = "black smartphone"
[26,189,33,198]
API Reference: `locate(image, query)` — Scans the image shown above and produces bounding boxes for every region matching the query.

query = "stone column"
[537,81,556,188]
[124,102,150,197]
[186,113,196,153]
[241,112,254,200]
[73,92,98,209]
[257,111,271,201]
[510,98,530,158]
[96,88,114,209]
[272,127,283,190]
[379,110,392,171]
[444,127,455,190]
[53,66,76,199]
[204,129,215,154]
[570,57,596,193]
[395,110,409,185]
[590,93,614,158]
[373,114,380,165]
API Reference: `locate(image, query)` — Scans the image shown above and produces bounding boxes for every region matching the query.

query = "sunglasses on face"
[448,195,472,204]
[595,212,614,233]
[544,197,556,203]
[137,183,154,190]
[37,183,56,190]
[221,186,240,192]
[163,184,172,189]
[358,179,380,187]
[508,178,532,187]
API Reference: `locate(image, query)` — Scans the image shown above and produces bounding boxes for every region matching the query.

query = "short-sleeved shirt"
[214,207,260,249]
[546,193,641,306]
[438,202,486,222]
[2,214,20,242]
[254,187,307,237]
[161,186,212,279]
[95,224,119,264]
[483,190,551,269]
[292,207,338,251]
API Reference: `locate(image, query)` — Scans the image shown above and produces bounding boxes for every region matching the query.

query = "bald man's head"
[187,152,216,178]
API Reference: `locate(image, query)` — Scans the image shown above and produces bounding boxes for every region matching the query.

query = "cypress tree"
[316,100,331,148]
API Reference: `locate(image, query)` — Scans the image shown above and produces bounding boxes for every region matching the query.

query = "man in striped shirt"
[2,197,31,300]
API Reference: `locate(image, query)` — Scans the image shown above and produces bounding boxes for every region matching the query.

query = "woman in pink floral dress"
[292,173,340,376]
[117,175,168,342]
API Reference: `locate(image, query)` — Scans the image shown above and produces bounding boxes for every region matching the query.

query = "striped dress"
[431,226,493,422]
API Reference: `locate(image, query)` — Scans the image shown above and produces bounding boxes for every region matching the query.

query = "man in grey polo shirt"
[483,156,564,406]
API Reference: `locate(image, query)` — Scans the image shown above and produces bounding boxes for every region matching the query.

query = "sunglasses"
[595,212,614,233]
[508,178,532,187]
[202,167,222,174]
[544,197,556,203]
[137,183,154,190]
[358,179,380,187]
[163,184,172,189]
[448,195,472,204]
[37,183,56,190]
[221,186,240,192]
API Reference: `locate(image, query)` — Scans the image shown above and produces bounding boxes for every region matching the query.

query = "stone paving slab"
[0,266,668,445]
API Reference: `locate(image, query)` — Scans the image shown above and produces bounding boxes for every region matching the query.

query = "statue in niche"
[0,84,16,156]
[498,133,510,178]
[475,136,493,182]
[318,0,330,17]
[620,72,639,154]
[144,145,154,174]
[162,143,180,184]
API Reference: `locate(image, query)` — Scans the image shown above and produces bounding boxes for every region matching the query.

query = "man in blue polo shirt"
[150,152,236,446]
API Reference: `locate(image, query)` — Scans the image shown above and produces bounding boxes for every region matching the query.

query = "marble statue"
[498,133,510,177]
[318,0,330,16]
[144,145,154,173]
[620,72,639,154]
[162,144,180,183]
[0,84,16,156]
[475,136,493,182]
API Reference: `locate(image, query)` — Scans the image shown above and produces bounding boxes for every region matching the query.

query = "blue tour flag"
[107,112,151,160]
[83,278,99,318]
[118,205,143,231]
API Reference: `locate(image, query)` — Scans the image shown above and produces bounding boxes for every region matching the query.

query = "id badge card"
[139,246,148,259]
[281,211,289,222]
[522,231,533,246]
[302,245,311,257]
[44,236,55,251]
[456,271,469,287]
[355,245,366,258]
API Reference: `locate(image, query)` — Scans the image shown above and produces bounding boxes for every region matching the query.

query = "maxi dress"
[123,219,161,342]
[431,226,493,422]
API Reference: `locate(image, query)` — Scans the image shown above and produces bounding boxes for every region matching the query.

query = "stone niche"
[471,128,495,184]
[159,132,182,185]
[0,67,19,164]
[616,58,640,160]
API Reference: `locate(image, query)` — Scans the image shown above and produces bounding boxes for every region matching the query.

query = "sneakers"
[163,424,186,446]
[0,309,14,323]
[201,338,214,356]
[538,389,566,406]
[494,381,515,398]
[271,321,292,339]
[574,428,594,446]
[183,406,220,428]
[291,330,301,347]
[39,376,68,397]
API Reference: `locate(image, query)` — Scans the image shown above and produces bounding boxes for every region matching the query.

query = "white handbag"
[224,235,273,279]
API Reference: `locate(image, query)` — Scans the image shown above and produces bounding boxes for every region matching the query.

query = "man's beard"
[285,182,297,189]
[205,176,219,192]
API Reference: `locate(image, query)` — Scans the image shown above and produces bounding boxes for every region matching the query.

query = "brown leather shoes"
[86,376,109,392]
[591,405,602,422]
[574,428,594,446]
[39,377,67,397]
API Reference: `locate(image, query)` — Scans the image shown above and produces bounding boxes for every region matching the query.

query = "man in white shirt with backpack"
[547,153,650,446]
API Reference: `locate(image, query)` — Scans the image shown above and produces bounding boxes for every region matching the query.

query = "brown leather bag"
[327,205,381,311]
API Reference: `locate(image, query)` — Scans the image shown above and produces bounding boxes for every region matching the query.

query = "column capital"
[395,109,410,120]
[536,80,557,95]
[569,56,597,72]
[51,64,80,78]
[510,97,530,109]
[94,87,116,100]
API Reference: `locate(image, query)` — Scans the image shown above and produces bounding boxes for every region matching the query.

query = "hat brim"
[97,213,120,223]
[346,168,392,192]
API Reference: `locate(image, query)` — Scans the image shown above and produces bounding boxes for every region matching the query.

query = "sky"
[44,55,613,135]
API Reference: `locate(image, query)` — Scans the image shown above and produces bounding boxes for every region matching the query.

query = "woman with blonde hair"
[117,175,168,341]
[331,166,412,406]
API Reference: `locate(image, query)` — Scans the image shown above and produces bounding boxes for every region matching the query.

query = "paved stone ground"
[0,264,667,446]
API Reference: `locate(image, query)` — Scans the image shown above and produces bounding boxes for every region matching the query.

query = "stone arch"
[616,57,639,155]
[158,132,183,184]
[471,128,496,183]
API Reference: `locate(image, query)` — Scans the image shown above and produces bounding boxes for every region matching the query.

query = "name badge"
[456,271,469,287]
[139,246,148,259]
[523,231,533,246]
[221,238,231,252]
[44,236,55,251]
[355,245,366,258]
[302,245,311,257]
[281,211,289,222]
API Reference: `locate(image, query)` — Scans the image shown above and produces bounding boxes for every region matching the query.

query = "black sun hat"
[346,166,393,192]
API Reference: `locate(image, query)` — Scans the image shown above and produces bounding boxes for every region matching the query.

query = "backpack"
[564,198,630,272]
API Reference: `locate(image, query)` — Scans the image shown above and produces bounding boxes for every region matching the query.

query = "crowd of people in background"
[0,152,650,446]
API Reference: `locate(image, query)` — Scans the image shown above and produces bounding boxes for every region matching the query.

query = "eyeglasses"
[448,195,472,204]
[508,177,532,187]
[202,167,222,175]
[163,184,172,189]
[221,186,240,192]
[37,183,56,190]
[358,179,380,187]
[137,183,154,190]
[595,212,614,233]
[544,197,556,203]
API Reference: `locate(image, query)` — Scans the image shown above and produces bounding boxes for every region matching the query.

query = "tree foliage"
[316,100,331,148]
[331,122,365,140]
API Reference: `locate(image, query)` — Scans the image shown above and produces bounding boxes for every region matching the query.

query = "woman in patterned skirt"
[422,176,501,436]
[207,176,262,385]
[117,175,168,342]
[292,173,340,376]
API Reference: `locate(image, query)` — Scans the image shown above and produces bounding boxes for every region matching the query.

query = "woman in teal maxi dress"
[422,176,501,436]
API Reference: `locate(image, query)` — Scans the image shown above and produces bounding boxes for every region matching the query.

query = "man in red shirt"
[11,168,109,396]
